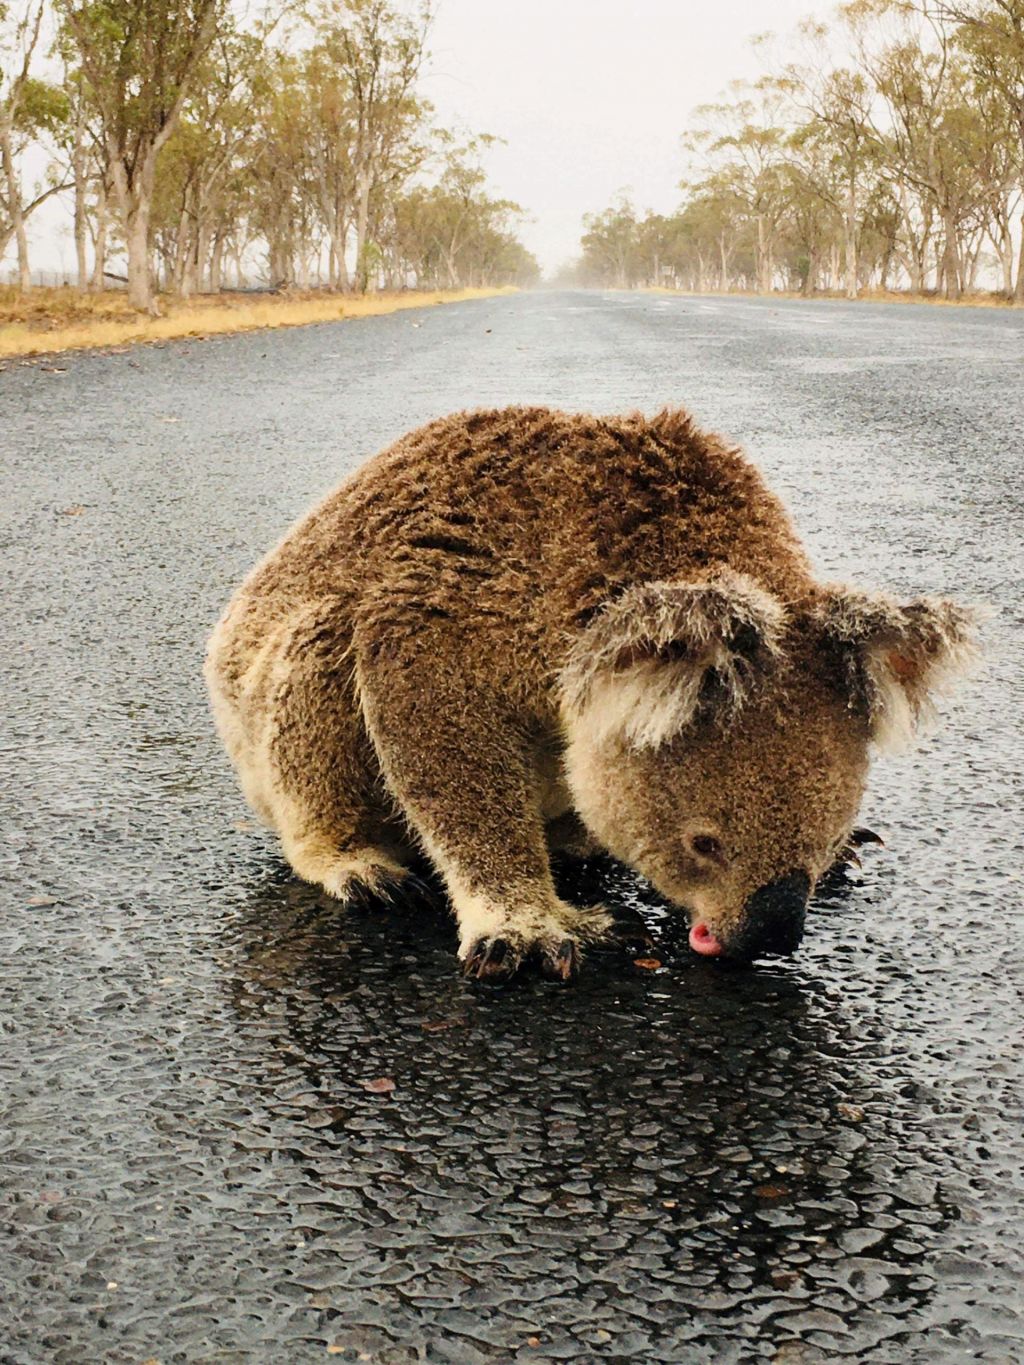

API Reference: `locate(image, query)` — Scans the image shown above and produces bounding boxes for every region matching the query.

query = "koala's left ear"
[814,587,982,750]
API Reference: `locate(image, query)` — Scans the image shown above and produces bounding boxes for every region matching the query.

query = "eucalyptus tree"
[55,0,229,309]
[777,19,881,296]
[778,131,845,293]
[387,136,534,288]
[680,170,752,290]
[299,36,358,287]
[244,48,314,287]
[58,65,99,289]
[151,24,263,295]
[580,199,641,288]
[938,0,1024,298]
[314,0,431,292]
[1,0,68,288]
[843,0,990,297]
[685,81,790,292]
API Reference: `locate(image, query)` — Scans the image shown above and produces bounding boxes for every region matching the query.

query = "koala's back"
[214,406,813,694]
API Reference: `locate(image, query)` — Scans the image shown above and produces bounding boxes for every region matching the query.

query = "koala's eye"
[690,833,724,862]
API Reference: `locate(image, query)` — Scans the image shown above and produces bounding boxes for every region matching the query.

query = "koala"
[205,406,977,982]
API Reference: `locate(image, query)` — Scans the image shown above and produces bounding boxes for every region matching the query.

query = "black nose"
[735,870,811,959]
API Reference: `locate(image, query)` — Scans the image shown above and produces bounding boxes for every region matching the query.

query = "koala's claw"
[463,935,520,983]
[463,933,581,985]
[538,938,579,983]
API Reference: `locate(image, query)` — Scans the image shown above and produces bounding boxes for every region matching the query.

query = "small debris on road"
[837,1103,866,1122]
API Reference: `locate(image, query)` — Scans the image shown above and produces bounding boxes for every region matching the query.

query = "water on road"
[2,291,1022,1363]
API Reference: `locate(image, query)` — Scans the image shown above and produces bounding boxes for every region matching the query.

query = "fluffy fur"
[561,570,787,749]
[205,405,977,979]
[813,588,981,752]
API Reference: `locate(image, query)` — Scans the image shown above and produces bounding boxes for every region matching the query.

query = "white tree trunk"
[72,113,90,292]
[125,199,153,309]
[355,164,371,292]
[90,184,108,291]
[844,181,858,299]
[0,125,31,290]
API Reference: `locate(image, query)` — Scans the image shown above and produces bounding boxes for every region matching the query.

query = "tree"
[580,198,641,288]
[321,0,431,291]
[685,81,790,293]
[778,20,882,297]
[244,49,315,288]
[844,0,991,298]
[56,0,228,309]
[383,133,536,289]
[151,24,262,294]
[937,0,1024,299]
[299,37,358,287]
[1,1,68,288]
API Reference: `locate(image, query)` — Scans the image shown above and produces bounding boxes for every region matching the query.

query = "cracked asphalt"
[1,290,1022,1363]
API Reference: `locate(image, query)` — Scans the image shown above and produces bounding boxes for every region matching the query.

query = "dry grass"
[645,285,1018,309]
[0,285,516,359]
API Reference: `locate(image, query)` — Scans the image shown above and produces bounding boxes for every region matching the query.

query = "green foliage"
[15,74,67,131]
[1,0,533,295]
[580,0,1024,299]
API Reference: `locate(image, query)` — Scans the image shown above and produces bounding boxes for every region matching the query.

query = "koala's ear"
[814,586,982,751]
[560,569,786,749]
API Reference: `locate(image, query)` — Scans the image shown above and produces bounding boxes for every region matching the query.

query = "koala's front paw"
[459,902,617,985]
[463,932,579,984]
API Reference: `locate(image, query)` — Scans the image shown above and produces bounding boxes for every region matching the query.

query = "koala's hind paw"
[463,932,581,985]
[286,841,409,907]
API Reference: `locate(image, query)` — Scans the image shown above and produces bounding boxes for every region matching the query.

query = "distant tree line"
[0,0,539,310]
[578,0,1024,302]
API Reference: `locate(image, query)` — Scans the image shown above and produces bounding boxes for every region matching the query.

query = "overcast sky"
[23,0,841,279]
[422,0,839,274]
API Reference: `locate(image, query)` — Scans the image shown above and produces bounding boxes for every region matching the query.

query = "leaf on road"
[837,1102,866,1122]
[358,1076,396,1094]
[633,957,663,970]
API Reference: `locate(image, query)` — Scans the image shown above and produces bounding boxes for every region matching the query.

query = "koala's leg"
[356,658,615,982]
[218,603,412,903]
[545,812,602,859]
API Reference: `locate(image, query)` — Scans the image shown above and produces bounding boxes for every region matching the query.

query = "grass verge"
[0,285,516,360]
[645,285,1019,309]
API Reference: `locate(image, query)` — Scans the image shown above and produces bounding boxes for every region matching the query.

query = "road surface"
[2,291,1022,1363]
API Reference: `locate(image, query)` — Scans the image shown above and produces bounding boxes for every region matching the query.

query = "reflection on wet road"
[1,291,1022,1362]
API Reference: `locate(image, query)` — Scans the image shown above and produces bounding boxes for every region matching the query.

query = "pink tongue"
[689,921,724,957]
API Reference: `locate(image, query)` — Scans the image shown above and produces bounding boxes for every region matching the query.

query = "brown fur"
[205,406,978,978]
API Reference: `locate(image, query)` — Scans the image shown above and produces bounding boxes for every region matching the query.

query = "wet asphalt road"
[1,290,1022,1364]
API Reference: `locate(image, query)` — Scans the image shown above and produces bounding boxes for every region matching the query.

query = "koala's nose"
[737,870,811,959]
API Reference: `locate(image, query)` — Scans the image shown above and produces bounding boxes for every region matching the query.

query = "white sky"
[421,0,840,273]
[18,0,841,279]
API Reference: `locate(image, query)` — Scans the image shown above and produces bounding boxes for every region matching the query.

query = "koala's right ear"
[560,569,786,749]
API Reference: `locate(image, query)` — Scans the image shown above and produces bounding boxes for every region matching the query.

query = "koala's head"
[560,570,978,963]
